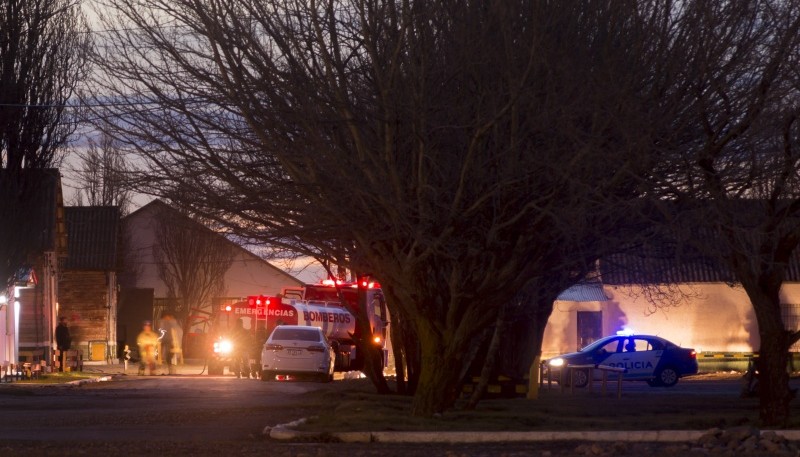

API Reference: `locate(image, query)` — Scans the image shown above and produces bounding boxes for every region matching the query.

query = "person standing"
[136,321,159,376]
[55,317,71,372]
[253,324,268,379]
[231,319,251,378]
[158,312,182,375]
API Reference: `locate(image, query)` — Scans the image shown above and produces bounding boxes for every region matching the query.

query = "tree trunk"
[757,327,793,427]
[743,278,795,427]
[400,313,420,395]
[362,340,390,393]
[410,324,466,416]
[390,323,407,394]
[465,302,507,409]
[496,292,554,381]
[354,305,391,394]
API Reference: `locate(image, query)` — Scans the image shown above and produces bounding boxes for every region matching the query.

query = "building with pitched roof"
[0,169,67,368]
[543,250,800,359]
[119,200,302,358]
[58,206,121,362]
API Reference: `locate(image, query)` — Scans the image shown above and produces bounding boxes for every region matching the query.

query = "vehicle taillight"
[306,344,326,352]
[265,343,283,351]
[689,350,697,359]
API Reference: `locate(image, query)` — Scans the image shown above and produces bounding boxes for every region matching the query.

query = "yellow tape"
[699,353,758,359]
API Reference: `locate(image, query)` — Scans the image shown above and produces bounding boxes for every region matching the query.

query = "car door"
[600,337,662,379]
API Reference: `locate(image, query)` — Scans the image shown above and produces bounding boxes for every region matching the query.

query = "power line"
[0,97,210,109]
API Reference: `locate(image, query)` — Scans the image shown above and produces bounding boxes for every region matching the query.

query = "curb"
[65,375,114,386]
[266,423,800,444]
[0,374,114,387]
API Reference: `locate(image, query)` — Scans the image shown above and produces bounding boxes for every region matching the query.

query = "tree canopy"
[0,0,90,287]
[87,0,800,424]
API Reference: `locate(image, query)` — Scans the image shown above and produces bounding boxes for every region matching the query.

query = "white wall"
[541,282,800,357]
[124,203,302,300]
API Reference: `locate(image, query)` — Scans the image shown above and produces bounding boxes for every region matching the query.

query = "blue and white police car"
[545,333,698,388]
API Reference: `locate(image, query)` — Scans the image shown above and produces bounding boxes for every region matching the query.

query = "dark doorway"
[577,311,602,351]
[117,288,154,358]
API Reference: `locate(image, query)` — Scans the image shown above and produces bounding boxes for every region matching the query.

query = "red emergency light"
[247,295,274,309]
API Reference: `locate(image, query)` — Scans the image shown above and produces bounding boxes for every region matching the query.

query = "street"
[0,372,795,456]
[0,374,573,456]
[0,375,313,442]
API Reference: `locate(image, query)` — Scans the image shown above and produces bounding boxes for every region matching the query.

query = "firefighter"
[230,319,252,378]
[159,312,182,375]
[136,321,159,376]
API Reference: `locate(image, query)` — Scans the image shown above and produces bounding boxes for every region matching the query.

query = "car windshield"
[270,328,321,342]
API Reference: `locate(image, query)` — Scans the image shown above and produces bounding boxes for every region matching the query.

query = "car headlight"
[213,339,233,355]
[549,357,565,367]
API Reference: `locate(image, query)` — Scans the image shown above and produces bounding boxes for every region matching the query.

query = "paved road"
[0,374,583,456]
[0,374,314,442]
[0,371,793,456]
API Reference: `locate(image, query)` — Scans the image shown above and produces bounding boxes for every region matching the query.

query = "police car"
[545,334,698,388]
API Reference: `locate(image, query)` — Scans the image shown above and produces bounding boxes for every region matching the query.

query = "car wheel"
[570,368,589,388]
[655,366,679,387]
[261,370,275,382]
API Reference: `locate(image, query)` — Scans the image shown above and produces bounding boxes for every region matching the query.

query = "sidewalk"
[266,421,800,457]
[0,360,214,385]
[81,359,210,377]
[267,426,800,443]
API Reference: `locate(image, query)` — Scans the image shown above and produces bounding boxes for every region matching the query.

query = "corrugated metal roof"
[599,223,800,285]
[556,282,609,301]
[65,206,120,270]
[599,251,737,285]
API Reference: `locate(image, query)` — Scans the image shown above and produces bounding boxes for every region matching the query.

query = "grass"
[292,374,800,433]
[13,371,98,384]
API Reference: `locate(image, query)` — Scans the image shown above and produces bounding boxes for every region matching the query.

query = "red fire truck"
[207,280,388,376]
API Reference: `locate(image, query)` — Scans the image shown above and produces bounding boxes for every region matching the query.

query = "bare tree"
[152,204,235,341]
[0,0,89,286]
[644,1,800,427]
[88,0,694,416]
[68,133,132,214]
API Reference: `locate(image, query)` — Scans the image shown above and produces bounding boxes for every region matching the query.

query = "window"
[646,339,664,351]
[782,304,800,352]
[372,294,387,322]
[271,328,321,342]
[596,339,622,354]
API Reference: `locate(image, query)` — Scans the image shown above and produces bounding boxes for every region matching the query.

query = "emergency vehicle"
[207,279,388,376]
[544,333,698,387]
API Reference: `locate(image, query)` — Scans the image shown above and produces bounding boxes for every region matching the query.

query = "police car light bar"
[616,328,635,336]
